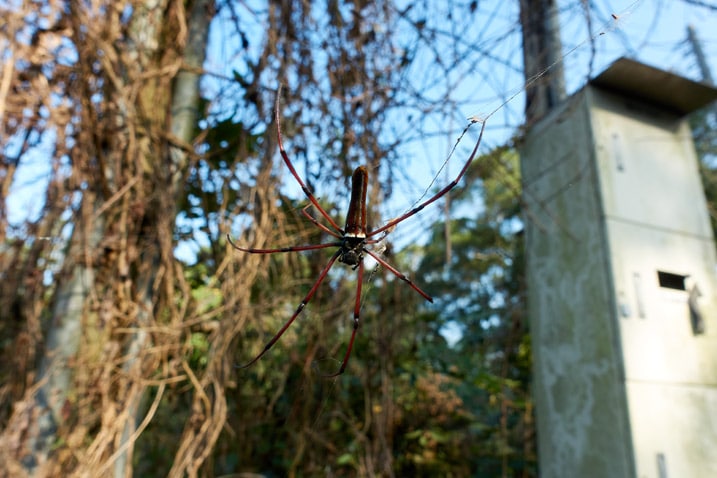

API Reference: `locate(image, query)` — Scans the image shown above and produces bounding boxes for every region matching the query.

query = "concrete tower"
[521,58,717,478]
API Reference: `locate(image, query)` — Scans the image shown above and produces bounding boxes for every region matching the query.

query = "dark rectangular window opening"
[657,271,686,291]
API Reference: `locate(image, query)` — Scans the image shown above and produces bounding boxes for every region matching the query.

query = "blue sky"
[6,0,717,254]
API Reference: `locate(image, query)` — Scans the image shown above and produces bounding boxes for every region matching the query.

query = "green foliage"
[211,143,535,477]
[414,145,536,476]
[138,130,530,478]
[692,107,717,237]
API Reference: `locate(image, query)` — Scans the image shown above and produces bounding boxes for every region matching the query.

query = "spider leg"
[237,249,342,370]
[364,249,433,303]
[227,233,341,253]
[275,90,344,234]
[323,259,364,377]
[366,120,486,238]
[301,204,343,239]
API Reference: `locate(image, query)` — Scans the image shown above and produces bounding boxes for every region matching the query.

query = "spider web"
[403,0,644,217]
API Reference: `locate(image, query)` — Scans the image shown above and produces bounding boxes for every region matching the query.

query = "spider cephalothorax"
[338,235,365,269]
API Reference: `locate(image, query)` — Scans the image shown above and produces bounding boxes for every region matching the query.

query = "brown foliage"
[0,0,242,475]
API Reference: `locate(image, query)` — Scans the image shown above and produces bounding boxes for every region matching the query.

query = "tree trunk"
[519,0,566,124]
[0,0,213,475]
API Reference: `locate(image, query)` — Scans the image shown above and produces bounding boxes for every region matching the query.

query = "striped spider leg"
[228,93,486,376]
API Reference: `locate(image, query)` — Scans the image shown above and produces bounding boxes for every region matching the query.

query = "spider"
[228,92,485,377]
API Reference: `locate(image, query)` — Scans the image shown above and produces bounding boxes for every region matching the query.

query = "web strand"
[404,0,645,216]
